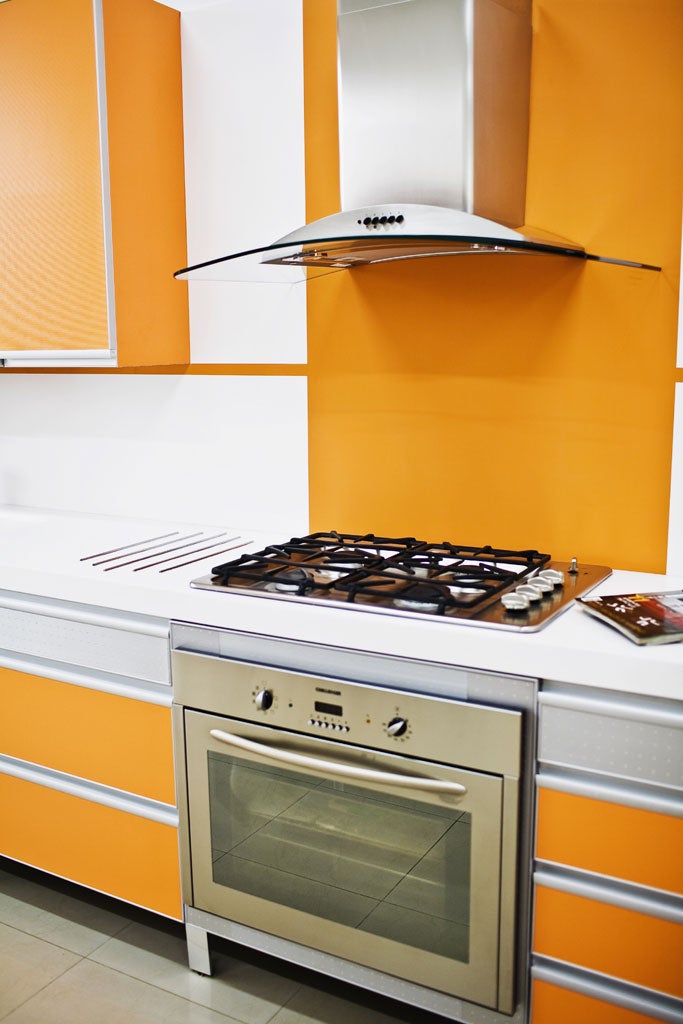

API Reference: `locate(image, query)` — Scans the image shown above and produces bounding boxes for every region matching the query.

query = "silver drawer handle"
[209,729,467,796]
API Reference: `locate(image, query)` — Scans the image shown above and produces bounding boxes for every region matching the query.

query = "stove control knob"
[387,717,408,738]
[538,568,565,586]
[254,689,274,711]
[530,575,554,594]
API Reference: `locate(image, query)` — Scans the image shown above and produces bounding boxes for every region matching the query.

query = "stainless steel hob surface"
[191,531,611,632]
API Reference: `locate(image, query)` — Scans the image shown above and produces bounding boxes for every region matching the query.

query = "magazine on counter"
[577,590,683,645]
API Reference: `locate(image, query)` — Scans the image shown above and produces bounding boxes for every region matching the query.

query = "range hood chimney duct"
[338,0,529,226]
[175,0,660,282]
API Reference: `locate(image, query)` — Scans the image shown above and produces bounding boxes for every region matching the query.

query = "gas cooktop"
[190,531,611,632]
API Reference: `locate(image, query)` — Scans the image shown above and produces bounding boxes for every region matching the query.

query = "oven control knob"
[387,717,408,737]
[254,689,274,711]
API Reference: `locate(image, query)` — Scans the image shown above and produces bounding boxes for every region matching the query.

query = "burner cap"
[318,546,383,579]
[327,547,377,565]
[272,567,315,593]
[393,582,449,614]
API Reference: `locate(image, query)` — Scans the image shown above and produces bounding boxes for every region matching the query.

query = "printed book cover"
[577,590,683,645]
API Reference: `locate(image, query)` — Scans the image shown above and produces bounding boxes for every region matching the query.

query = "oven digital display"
[315,700,343,717]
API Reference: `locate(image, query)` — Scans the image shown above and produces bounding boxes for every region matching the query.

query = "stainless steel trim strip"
[0,649,172,705]
[93,532,205,565]
[81,532,181,560]
[91,0,117,359]
[497,775,520,1016]
[531,955,683,1024]
[172,705,194,909]
[170,622,535,703]
[98,533,213,569]
[133,536,239,571]
[537,765,683,817]
[0,591,169,638]
[0,754,178,827]
[157,539,251,573]
[0,354,119,366]
[534,862,683,924]
[539,686,683,731]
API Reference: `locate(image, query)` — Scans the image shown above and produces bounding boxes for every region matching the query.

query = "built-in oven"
[172,623,536,1023]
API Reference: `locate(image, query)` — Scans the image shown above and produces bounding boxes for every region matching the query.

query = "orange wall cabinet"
[0,607,182,920]
[0,0,188,367]
[531,683,683,1024]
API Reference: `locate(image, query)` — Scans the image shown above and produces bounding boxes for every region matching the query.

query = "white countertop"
[1,506,682,701]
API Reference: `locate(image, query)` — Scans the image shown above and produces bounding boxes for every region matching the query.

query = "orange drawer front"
[537,788,683,895]
[0,772,181,919]
[532,978,669,1024]
[0,667,175,804]
[534,886,683,999]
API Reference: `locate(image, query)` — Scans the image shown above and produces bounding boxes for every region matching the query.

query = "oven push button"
[308,719,349,733]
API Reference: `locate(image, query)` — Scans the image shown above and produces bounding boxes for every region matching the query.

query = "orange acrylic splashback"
[304,0,683,572]
[302,0,340,226]
[0,0,109,351]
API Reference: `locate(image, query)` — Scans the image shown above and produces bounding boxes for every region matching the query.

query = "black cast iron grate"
[210,532,551,615]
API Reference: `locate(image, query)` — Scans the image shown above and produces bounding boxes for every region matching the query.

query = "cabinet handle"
[209,729,467,795]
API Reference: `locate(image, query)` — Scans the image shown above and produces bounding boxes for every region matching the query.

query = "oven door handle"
[209,729,467,795]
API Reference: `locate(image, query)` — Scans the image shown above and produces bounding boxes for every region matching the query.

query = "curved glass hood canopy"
[175,0,660,284]
[174,204,659,283]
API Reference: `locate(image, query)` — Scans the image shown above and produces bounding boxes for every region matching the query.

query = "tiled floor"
[0,859,446,1024]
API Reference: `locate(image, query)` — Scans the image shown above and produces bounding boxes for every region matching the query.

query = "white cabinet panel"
[181,0,307,364]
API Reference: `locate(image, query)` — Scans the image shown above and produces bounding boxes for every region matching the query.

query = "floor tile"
[268,982,441,1024]
[0,863,445,1024]
[1,959,242,1024]
[90,920,301,1024]
[0,921,81,1019]
[0,867,131,956]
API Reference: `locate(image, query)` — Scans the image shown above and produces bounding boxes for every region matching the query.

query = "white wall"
[0,2,311,536]
[667,215,683,573]
[181,0,308,364]
[678,213,683,368]
[668,384,683,574]
[0,375,308,534]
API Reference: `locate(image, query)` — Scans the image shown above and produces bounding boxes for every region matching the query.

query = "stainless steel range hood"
[175,0,659,282]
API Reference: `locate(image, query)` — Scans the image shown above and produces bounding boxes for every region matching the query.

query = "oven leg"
[186,922,213,976]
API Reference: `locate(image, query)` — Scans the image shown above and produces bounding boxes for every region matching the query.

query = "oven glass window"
[207,751,471,962]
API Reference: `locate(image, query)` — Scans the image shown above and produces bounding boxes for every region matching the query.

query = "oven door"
[183,708,510,1011]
